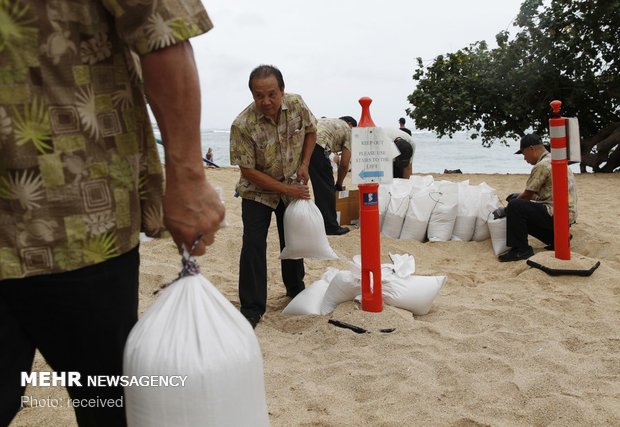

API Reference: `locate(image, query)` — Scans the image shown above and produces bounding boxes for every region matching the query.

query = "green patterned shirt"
[0,1,212,280]
[230,93,317,209]
[317,118,351,154]
[525,152,578,224]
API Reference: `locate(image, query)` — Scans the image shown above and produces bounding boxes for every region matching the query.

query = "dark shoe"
[544,234,573,250]
[326,226,350,236]
[286,286,304,299]
[245,315,261,329]
[498,246,534,262]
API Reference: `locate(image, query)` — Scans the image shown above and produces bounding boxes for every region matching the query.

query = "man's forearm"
[141,41,203,175]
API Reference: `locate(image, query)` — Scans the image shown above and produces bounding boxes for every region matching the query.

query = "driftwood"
[579,122,620,173]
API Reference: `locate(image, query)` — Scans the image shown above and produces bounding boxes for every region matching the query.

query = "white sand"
[13,170,620,426]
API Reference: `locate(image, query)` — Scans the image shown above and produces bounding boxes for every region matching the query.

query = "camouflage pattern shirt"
[0,1,212,280]
[525,152,578,224]
[230,93,317,209]
[316,118,351,155]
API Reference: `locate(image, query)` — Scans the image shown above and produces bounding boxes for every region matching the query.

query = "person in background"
[383,127,416,179]
[309,116,357,235]
[393,137,414,178]
[398,117,412,135]
[206,147,214,162]
[497,133,578,262]
[230,65,317,329]
[0,2,224,426]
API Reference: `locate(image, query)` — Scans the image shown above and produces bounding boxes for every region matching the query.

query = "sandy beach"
[13,169,620,426]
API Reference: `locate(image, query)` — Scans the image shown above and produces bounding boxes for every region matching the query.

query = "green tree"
[407,0,620,172]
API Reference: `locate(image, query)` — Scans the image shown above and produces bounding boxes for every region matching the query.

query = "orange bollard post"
[548,100,571,260]
[357,97,382,312]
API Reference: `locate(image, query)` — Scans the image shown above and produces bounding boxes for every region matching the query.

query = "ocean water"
[156,128,581,174]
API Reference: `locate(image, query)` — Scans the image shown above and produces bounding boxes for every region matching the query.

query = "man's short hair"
[249,65,285,91]
[399,117,406,125]
[339,116,358,127]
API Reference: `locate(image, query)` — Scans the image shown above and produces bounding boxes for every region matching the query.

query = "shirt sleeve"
[299,97,317,134]
[105,0,213,55]
[230,122,256,169]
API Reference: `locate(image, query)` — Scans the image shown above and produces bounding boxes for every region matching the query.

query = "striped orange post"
[357,97,382,312]
[548,100,571,260]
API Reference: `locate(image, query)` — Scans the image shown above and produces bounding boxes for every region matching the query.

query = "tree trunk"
[579,122,620,173]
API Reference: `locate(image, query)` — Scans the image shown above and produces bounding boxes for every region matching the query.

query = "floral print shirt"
[525,151,578,223]
[230,93,317,209]
[0,1,212,280]
[316,118,351,154]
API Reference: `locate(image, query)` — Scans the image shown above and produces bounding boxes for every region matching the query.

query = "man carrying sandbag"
[496,133,578,262]
[0,2,223,426]
[230,65,317,328]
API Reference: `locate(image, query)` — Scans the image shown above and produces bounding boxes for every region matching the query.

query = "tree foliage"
[407,0,620,171]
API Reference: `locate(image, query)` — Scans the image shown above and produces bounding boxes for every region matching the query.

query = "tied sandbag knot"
[154,235,203,295]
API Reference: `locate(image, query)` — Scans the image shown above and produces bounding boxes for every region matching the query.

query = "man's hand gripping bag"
[123,255,269,426]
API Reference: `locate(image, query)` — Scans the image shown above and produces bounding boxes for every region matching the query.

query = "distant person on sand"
[399,117,412,135]
[309,116,357,236]
[496,133,578,262]
[0,2,224,426]
[230,65,317,329]
[206,147,214,162]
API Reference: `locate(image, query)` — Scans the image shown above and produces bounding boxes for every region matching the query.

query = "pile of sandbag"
[283,254,446,317]
[378,176,508,254]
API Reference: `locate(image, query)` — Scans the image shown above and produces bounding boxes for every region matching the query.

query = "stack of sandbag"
[378,176,502,245]
[282,254,445,316]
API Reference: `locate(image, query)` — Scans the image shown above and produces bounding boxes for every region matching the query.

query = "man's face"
[250,76,284,121]
[522,145,538,165]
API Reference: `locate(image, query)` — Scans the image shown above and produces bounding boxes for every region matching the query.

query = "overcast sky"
[191,0,525,130]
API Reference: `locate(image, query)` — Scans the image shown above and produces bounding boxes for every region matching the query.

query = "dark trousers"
[0,246,139,427]
[239,199,304,320]
[308,144,340,232]
[506,198,554,249]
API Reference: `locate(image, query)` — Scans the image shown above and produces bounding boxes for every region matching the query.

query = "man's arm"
[336,147,351,189]
[140,41,224,255]
[239,167,310,200]
[296,132,316,184]
[517,190,537,200]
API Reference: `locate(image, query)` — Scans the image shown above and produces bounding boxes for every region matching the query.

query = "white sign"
[351,127,398,185]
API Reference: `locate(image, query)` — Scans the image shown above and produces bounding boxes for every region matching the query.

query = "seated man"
[498,133,578,262]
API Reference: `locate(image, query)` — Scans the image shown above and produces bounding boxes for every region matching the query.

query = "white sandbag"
[399,188,438,241]
[124,272,269,427]
[382,275,447,315]
[488,217,509,256]
[319,270,361,315]
[388,253,416,277]
[381,193,410,238]
[408,174,434,193]
[427,181,458,242]
[451,181,478,241]
[378,183,391,228]
[472,182,500,242]
[280,199,338,260]
[282,279,329,315]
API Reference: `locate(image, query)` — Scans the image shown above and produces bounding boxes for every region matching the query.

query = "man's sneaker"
[326,226,350,236]
[498,246,534,262]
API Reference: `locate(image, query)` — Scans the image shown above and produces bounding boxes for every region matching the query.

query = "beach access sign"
[351,127,398,185]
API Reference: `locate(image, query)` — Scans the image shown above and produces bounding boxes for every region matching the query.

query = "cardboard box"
[335,189,359,226]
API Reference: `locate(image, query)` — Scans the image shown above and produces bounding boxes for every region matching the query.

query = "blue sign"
[358,170,384,179]
[363,192,378,206]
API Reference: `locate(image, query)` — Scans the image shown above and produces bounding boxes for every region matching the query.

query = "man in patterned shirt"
[230,65,317,329]
[309,116,357,235]
[498,133,578,262]
[0,2,224,425]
